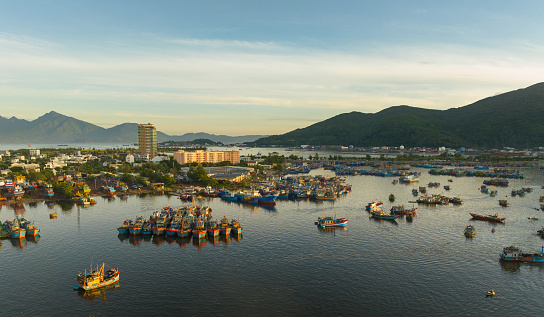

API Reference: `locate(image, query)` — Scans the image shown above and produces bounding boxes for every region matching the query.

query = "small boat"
[537,227,544,237]
[50,213,57,219]
[443,185,450,191]
[192,218,207,239]
[219,216,232,235]
[500,246,544,263]
[388,194,395,202]
[405,211,415,221]
[464,224,475,237]
[370,211,399,221]
[207,220,220,237]
[399,175,419,183]
[75,263,119,291]
[365,200,383,211]
[469,213,505,223]
[486,290,496,297]
[230,218,243,235]
[499,200,508,207]
[528,217,538,221]
[412,189,418,196]
[316,214,348,228]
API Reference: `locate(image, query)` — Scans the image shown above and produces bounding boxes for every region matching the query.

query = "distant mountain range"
[251,82,544,149]
[0,112,266,144]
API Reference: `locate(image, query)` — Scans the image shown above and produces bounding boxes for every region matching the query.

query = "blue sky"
[0,1,543,136]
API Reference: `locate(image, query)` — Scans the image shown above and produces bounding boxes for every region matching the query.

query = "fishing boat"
[500,246,544,263]
[316,214,348,228]
[258,194,278,206]
[399,175,419,183]
[44,183,54,197]
[370,211,399,221]
[177,219,192,238]
[117,220,132,234]
[78,196,96,205]
[365,200,383,211]
[230,218,243,235]
[75,263,119,291]
[219,216,231,235]
[464,224,475,237]
[192,217,207,239]
[207,219,220,237]
[469,213,505,223]
[22,220,40,237]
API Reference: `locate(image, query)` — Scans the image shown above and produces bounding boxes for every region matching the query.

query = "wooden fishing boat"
[464,224,475,237]
[207,220,220,237]
[316,215,348,228]
[500,246,544,263]
[230,219,243,235]
[192,218,207,239]
[219,216,231,235]
[75,263,119,291]
[365,200,383,211]
[370,211,399,221]
[469,213,505,223]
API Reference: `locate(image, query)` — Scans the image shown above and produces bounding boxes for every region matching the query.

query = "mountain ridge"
[0,113,266,144]
[251,82,544,149]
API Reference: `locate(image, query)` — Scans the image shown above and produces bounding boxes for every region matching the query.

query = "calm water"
[2,168,544,316]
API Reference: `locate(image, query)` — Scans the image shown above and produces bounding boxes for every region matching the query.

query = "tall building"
[173,150,240,164]
[138,123,157,159]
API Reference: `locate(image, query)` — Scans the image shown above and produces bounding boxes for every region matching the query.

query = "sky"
[0,1,543,136]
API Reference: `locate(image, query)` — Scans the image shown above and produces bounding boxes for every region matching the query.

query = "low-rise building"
[173,150,240,164]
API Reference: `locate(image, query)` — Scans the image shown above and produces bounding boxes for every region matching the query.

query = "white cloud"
[0,32,543,134]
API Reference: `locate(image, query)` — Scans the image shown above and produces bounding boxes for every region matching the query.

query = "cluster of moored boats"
[117,205,242,240]
[2,217,40,239]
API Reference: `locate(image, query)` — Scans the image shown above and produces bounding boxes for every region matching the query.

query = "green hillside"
[251,83,544,149]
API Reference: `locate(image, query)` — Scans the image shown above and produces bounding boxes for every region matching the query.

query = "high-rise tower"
[138,123,157,159]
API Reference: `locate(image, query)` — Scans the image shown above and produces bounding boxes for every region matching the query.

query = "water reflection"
[77,282,120,302]
[317,227,348,235]
[369,217,398,225]
[10,237,27,248]
[57,200,75,212]
[193,236,207,249]
[500,260,544,273]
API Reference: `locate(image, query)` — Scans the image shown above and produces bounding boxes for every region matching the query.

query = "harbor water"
[2,168,544,316]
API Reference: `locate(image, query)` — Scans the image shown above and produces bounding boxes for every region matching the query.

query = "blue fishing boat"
[315,214,348,228]
[230,218,243,235]
[258,195,278,206]
[219,216,231,235]
[464,224,475,237]
[500,246,544,263]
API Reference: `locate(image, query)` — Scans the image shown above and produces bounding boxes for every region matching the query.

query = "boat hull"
[78,274,120,291]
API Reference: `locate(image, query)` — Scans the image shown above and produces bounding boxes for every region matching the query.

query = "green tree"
[53,182,74,198]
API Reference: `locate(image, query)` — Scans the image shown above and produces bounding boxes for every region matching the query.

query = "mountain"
[251,83,544,149]
[0,112,266,144]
